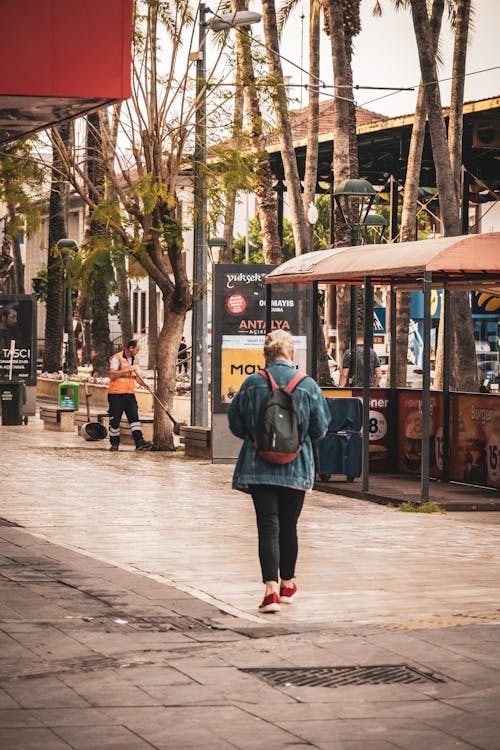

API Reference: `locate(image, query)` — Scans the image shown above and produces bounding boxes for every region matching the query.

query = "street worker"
[107,339,153,452]
[228,330,330,614]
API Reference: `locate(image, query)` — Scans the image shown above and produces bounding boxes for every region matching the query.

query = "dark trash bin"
[316,397,362,481]
[0,380,25,426]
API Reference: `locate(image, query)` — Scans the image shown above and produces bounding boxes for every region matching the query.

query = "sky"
[262,0,500,118]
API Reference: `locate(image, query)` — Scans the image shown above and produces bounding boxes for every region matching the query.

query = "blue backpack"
[253,369,307,464]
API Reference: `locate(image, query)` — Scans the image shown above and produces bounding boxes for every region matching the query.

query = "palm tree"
[261,0,310,255]
[43,122,71,373]
[278,0,321,252]
[85,111,112,376]
[410,0,476,391]
[321,0,361,366]
[233,1,283,263]
[397,0,445,387]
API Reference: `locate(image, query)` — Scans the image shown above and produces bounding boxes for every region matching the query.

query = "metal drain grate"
[242,664,446,688]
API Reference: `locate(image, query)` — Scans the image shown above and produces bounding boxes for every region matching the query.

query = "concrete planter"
[36,377,192,423]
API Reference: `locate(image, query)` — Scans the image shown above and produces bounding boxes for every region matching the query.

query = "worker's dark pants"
[108,393,144,447]
[250,485,305,583]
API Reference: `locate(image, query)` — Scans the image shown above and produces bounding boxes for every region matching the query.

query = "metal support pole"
[421,271,432,501]
[266,283,272,334]
[329,181,334,245]
[349,285,357,383]
[311,281,318,381]
[461,165,470,235]
[190,2,208,426]
[362,278,373,492]
[389,285,398,471]
[277,183,284,247]
[442,286,451,481]
[349,221,360,383]
[389,175,399,241]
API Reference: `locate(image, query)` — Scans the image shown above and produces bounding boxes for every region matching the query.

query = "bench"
[39,406,75,432]
[74,412,153,444]
[180,426,211,458]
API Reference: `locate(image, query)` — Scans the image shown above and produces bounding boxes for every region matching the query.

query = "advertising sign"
[0,295,37,384]
[397,391,443,477]
[449,393,500,488]
[212,265,311,413]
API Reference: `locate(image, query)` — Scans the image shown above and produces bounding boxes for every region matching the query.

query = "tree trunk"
[86,111,112,376]
[236,14,282,264]
[410,0,460,236]
[322,0,360,361]
[410,0,476,392]
[43,122,71,372]
[401,0,444,244]
[397,0,444,388]
[101,103,133,347]
[114,254,133,344]
[448,0,471,195]
[154,305,186,450]
[261,0,310,256]
[221,10,245,264]
[302,0,320,249]
[91,278,112,374]
[147,274,158,369]
[8,204,25,294]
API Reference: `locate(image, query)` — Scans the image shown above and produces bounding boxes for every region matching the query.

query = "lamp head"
[364,212,387,227]
[207,10,262,31]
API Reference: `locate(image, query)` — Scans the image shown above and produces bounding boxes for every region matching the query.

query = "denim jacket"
[228,360,330,493]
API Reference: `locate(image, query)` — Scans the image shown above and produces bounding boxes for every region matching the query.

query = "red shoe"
[279,582,297,603]
[259,592,280,613]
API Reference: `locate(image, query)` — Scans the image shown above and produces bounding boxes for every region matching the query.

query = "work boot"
[109,444,119,452]
[135,439,153,451]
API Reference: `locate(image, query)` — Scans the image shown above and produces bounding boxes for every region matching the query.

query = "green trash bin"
[0,381,25,425]
[58,382,80,410]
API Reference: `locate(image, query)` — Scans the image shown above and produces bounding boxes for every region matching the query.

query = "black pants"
[108,393,144,447]
[250,485,305,583]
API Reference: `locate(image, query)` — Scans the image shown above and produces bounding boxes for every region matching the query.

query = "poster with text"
[449,393,500,488]
[0,295,37,384]
[212,265,311,413]
[397,391,443,477]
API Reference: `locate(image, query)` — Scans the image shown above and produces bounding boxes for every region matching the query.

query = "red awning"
[0,0,133,143]
[265,232,500,287]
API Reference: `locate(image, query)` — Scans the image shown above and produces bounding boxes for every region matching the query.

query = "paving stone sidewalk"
[1,524,500,750]
[1,418,500,748]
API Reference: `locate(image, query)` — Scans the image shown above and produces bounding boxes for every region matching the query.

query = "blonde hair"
[263,330,294,363]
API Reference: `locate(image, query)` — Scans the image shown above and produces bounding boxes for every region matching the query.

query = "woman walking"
[228,330,330,613]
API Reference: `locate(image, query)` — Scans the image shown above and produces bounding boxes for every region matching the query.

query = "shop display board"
[397,390,443,477]
[212,264,311,414]
[0,294,37,384]
[449,393,500,489]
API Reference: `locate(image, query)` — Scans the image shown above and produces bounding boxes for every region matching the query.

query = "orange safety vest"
[108,351,137,395]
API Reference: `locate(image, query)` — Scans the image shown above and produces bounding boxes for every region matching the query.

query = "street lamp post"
[190,5,261,427]
[190,1,208,427]
[208,236,228,264]
[332,179,376,368]
[331,179,376,493]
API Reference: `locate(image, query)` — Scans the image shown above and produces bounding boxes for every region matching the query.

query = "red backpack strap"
[258,369,279,391]
[284,372,307,394]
